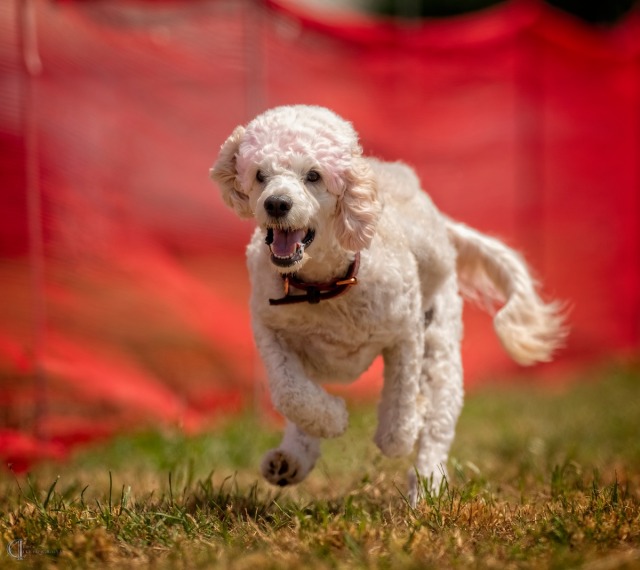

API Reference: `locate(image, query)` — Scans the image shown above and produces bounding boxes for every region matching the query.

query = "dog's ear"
[210,126,253,219]
[335,157,380,251]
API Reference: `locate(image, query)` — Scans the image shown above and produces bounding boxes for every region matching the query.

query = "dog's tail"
[446,219,568,366]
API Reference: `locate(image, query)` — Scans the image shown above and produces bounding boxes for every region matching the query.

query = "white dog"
[210,105,566,504]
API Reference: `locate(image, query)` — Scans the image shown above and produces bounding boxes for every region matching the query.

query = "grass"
[1,362,640,568]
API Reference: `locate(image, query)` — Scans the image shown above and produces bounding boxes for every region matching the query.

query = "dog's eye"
[306,170,321,183]
[256,170,266,183]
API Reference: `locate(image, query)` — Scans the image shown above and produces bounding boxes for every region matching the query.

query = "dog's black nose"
[264,195,292,218]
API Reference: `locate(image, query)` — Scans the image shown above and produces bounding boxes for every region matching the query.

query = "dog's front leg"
[253,320,349,439]
[374,338,422,458]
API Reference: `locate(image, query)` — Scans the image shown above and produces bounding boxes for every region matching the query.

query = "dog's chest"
[261,293,398,382]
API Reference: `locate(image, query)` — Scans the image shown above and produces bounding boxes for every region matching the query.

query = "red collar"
[269,253,360,306]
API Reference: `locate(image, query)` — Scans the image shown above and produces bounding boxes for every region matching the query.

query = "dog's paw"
[280,393,348,439]
[303,394,348,438]
[261,449,310,487]
[374,423,417,458]
[407,467,447,507]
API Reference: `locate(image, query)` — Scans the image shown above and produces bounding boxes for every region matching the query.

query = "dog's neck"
[293,246,357,284]
[269,249,360,306]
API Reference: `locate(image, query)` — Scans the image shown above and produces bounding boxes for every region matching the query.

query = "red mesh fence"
[1,0,639,469]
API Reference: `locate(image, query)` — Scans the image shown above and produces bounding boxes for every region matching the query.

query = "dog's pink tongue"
[271,229,306,257]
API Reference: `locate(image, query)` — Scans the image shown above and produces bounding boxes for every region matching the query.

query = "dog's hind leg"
[261,421,321,487]
[408,277,464,506]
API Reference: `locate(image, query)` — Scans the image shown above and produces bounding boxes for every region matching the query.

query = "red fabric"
[1,0,639,468]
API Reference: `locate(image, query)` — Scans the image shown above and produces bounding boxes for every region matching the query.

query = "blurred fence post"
[18,0,47,440]
[244,0,267,121]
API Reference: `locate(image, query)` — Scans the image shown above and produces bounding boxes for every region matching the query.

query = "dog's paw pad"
[261,450,303,487]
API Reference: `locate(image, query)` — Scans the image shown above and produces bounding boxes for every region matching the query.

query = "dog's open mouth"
[265,228,315,268]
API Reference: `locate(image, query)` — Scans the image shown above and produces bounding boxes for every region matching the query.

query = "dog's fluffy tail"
[446,220,568,366]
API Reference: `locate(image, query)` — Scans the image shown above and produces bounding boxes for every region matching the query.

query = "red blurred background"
[1,0,638,469]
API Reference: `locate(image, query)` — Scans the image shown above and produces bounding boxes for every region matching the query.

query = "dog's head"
[210,105,380,272]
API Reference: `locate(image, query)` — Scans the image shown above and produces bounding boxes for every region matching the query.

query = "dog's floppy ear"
[210,126,253,219]
[335,157,380,251]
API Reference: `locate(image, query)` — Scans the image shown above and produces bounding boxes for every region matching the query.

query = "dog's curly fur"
[211,105,567,504]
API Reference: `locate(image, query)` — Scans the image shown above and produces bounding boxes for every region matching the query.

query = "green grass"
[2,362,640,568]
